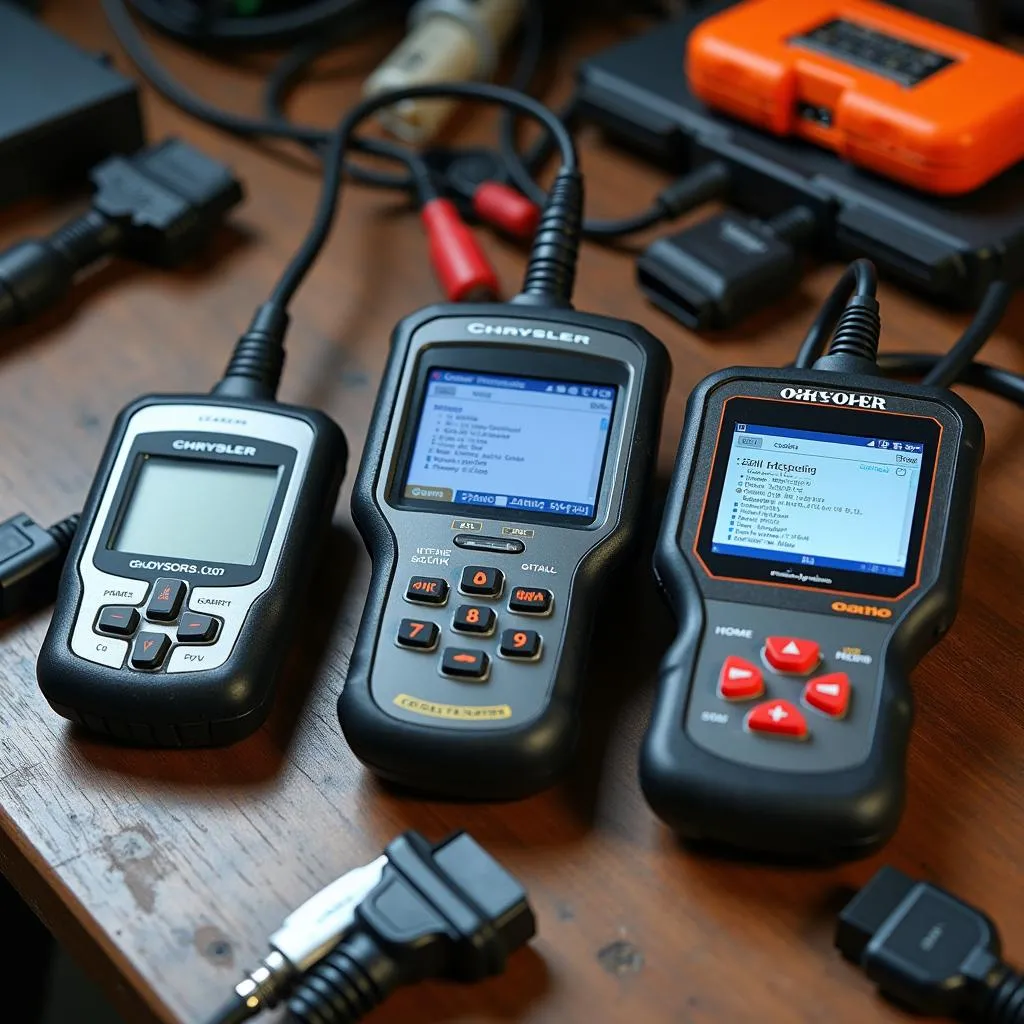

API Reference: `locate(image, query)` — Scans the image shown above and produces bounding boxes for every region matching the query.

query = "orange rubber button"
[508,586,553,614]
[405,576,449,605]
[460,565,503,597]
[441,647,489,679]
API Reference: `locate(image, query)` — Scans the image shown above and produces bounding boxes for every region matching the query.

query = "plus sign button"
[745,700,809,740]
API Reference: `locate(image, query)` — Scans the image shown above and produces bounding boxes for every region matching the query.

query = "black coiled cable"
[286,933,393,1024]
[987,970,1024,1024]
[516,168,583,305]
[826,296,883,364]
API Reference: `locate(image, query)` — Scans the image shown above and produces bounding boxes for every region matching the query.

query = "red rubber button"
[803,673,851,718]
[764,636,820,674]
[718,655,764,700]
[746,700,808,739]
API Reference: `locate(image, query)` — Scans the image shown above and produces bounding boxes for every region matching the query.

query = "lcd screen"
[112,457,281,566]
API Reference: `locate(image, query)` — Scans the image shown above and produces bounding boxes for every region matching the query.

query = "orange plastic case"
[686,0,1024,194]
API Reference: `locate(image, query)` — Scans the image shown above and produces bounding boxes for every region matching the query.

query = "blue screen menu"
[710,422,926,576]
[403,370,617,519]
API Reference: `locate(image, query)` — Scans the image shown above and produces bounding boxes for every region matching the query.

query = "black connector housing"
[286,830,535,1024]
[0,513,77,619]
[837,866,1024,1022]
[360,831,535,981]
[637,210,812,331]
[0,2,143,209]
[0,139,244,328]
[91,140,244,267]
[637,212,797,330]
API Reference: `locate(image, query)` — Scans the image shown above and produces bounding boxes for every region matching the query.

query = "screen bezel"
[387,344,629,528]
[693,397,941,600]
[95,431,296,586]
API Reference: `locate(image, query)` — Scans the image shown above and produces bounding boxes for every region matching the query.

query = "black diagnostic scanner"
[30,80,658,754]
[339,303,669,799]
[37,393,346,746]
[642,365,983,859]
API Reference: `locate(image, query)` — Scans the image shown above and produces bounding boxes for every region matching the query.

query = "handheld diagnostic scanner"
[641,261,986,859]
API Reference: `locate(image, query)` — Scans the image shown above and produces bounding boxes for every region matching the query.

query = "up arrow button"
[764,636,821,674]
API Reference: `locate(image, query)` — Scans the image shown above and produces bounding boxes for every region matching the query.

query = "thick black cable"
[264,31,355,125]
[499,85,677,239]
[103,0,411,190]
[496,0,551,198]
[216,82,577,399]
[493,1,688,242]
[877,353,1024,407]
[268,81,578,308]
[921,281,1016,387]
[794,260,878,369]
[261,30,423,192]
[128,0,390,48]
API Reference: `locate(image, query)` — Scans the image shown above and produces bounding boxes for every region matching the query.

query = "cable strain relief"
[656,160,731,219]
[49,210,123,272]
[285,932,398,1024]
[765,205,818,246]
[987,968,1024,1024]
[47,514,80,554]
[826,295,881,362]
[513,168,583,308]
[213,303,288,401]
[0,241,74,327]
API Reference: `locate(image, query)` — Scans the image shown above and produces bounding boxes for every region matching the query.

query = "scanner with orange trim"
[641,364,983,860]
[686,0,1024,194]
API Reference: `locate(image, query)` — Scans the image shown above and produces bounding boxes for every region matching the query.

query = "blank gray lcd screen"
[112,457,281,565]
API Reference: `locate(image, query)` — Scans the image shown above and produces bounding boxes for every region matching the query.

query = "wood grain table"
[1,4,1022,1023]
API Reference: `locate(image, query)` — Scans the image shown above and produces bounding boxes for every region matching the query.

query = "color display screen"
[402,369,617,520]
[710,422,926,577]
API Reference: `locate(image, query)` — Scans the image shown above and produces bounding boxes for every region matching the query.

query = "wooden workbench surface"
[1,4,1022,1022]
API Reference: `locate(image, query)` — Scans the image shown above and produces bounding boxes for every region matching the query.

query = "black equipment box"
[575,4,1024,305]
[0,2,144,208]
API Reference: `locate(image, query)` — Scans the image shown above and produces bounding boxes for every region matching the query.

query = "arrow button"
[146,578,186,621]
[803,672,851,718]
[130,631,170,671]
[96,605,140,637]
[764,636,821,674]
[718,655,764,701]
[176,613,219,644]
[746,700,808,739]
